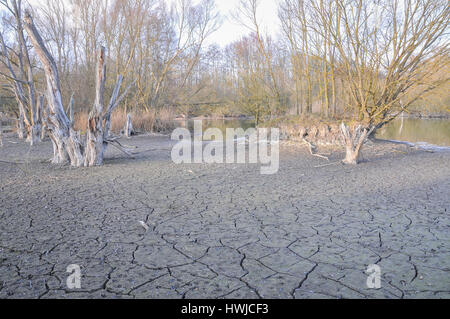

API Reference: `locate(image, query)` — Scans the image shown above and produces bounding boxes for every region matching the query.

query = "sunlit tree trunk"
[340,123,374,165]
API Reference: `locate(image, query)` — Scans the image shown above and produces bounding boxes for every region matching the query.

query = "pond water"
[175,117,450,146]
[376,118,450,146]
[175,119,256,140]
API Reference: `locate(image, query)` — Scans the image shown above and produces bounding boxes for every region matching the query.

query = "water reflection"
[175,119,256,140]
[376,118,450,146]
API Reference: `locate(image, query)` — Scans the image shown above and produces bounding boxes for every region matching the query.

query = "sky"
[25,0,281,48]
[208,0,280,47]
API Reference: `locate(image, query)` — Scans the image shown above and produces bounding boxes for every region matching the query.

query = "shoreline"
[173,113,450,121]
[372,138,450,151]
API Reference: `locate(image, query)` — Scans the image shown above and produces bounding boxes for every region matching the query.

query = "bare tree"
[23,11,133,166]
[234,0,284,117]
[279,0,315,114]
[0,0,42,144]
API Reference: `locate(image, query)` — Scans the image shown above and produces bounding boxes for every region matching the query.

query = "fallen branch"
[105,139,135,158]
[314,161,341,168]
[110,138,136,152]
[0,159,27,165]
[302,138,329,161]
[116,142,138,149]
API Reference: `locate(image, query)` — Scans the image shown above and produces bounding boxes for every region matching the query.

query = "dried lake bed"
[0,135,449,298]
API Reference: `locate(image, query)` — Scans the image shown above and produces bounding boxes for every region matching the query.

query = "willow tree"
[316,0,449,164]
[23,11,133,166]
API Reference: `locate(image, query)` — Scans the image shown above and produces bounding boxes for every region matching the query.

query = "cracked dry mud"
[0,135,449,299]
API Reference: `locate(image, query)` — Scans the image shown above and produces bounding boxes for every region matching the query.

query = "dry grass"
[74,108,177,134]
[74,112,89,132]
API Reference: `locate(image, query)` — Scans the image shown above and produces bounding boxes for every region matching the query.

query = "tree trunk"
[84,47,106,167]
[340,123,374,165]
[15,0,40,146]
[40,116,47,141]
[28,122,41,146]
[24,11,83,165]
[17,112,25,139]
[27,95,44,146]
[41,97,49,141]
[124,113,133,138]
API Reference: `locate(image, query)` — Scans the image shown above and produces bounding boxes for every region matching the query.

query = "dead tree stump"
[124,113,134,138]
[340,123,375,164]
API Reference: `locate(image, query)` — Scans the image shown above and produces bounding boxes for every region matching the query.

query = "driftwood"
[302,138,329,161]
[314,161,341,168]
[105,138,135,158]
